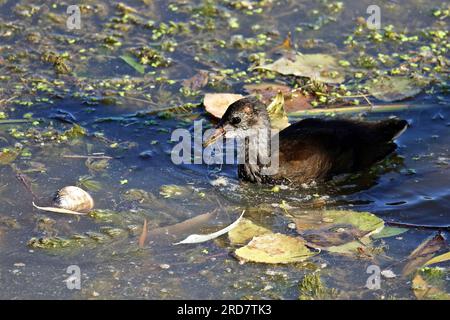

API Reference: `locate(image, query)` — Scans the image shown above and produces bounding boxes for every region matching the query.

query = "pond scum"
[0,0,449,299]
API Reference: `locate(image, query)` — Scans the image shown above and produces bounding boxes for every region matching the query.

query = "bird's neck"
[237,124,273,184]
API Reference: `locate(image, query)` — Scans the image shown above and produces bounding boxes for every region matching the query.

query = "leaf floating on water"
[32,202,88,216]
[173,210,245,245]
[256,53,345,84]
[295,210,384,234]
[294,209,384,255]
[228,218,271,245]
[326,237,372,255]
[235,233,316,264]
[203,93,244,118]
[402,233,447,276]
[244,83,311,113]
[203,92,290,130]
[302,225,368,249]
[424,251,450,267]
[266,91,290,130]
[366,76,428,102]
[120,54,146,75]
[371,226,408,239]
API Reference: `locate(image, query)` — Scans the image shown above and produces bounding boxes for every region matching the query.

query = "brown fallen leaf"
[244,83,312,112]
[182,70,209,91]
[256,53,346,84]
[301,224,368,248]
[228,218,271,245]
[402,233,448,276]
[203,93,244,118]
[138,218,148,248]
[366,76,428,102]
[293,209,384,255]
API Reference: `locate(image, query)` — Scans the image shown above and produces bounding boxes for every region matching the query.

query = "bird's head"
[203,96,269,147]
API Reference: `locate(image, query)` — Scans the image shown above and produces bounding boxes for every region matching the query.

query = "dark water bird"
[203,96,408,185]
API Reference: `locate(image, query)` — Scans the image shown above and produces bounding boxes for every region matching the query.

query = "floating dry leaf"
[294,209,384,254]
[256,53,345,84]
[203,93,244,118]
[228,218,271,245]
[295,210,384,234]
[244,83,311,113]
[302,224,367,248]
[326,237,372,255]
[366,76,428,102]
[173,211,245,245]
[402,233,447,276]
[235,233,316,264]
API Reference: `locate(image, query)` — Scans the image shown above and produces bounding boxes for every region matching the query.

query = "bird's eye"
[231,117,241,125]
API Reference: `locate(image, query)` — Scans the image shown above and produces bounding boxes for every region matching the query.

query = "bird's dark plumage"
[274,117,408,184]
[204,96,408,185]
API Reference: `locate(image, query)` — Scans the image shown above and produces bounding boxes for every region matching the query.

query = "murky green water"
[0,0,449,299]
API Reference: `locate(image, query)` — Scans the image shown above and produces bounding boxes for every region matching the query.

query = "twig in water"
[139,219,148,248]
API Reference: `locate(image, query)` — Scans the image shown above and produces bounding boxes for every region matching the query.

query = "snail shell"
[53,186,94,213]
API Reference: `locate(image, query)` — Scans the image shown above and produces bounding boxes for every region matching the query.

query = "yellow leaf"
[228,218,271,245]
[235,233,316,264]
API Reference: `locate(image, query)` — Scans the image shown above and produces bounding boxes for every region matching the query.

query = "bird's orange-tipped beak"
[203,126,225,147]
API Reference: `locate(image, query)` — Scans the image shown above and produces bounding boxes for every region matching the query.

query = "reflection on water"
[0,0,449,299]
